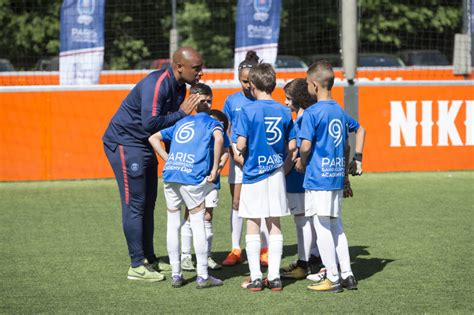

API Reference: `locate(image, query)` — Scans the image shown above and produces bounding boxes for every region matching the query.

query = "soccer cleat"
[341,275,358,290]
[260,247,269,267]
[307,278,343,293]
[307,267,327,283]
[207,257,222,270]
[196,275,224,289]
[281,266,307,279]
[246,278,263,292]
[280,261,298,273]
[222,248,242,266]
[240,276,251,289]
[171,274,185,288]
[181,255,196,271]
[127,265,166,282]
[264,277,283,291]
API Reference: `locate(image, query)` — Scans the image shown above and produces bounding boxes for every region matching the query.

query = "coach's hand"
[180,94,201,115]
[294,158,305,173]
[348,153,363,176]
[343,176,353,198]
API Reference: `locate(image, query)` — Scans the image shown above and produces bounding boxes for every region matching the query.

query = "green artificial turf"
[1,172,473,313]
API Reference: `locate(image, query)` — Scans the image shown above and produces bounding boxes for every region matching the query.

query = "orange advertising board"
[0,83,472,181]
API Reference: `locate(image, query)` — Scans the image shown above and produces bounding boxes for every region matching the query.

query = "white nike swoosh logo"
[235,108,242,111]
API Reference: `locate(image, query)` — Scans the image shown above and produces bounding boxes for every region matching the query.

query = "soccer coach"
[103,47,204,281]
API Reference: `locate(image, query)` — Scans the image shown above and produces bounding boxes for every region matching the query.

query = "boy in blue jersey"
[279,78,322,280]
[296,60,366,293]
[235,63,296,291]
[179,85,230,272]
[148,86,225,289]
[222,51,270,267]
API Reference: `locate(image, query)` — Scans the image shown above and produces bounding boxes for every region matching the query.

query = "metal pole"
[169,0,178,59]
[341,0,357,85]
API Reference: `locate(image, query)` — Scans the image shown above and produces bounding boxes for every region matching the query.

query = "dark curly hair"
[283,78,316,110]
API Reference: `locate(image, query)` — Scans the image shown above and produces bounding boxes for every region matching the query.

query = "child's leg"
[330,217,353,279]
[189,204,208,279]
[230,183,243,250]
[266,217,283,281]
[205,208,213,256]
[310,220,320,257]
[180,209,192,258]
[313,215,339,282]
[246,218,262,281]
[294,214,312,264]
[167,208,182,277]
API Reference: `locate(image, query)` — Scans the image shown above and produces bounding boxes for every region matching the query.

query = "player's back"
[223,92,254,143]
[237,100,294,183]
[162,113,223,185]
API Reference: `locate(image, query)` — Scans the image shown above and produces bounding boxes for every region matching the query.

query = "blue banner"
[60,0,105,85]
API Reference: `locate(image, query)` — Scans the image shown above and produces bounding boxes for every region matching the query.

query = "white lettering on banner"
[247,25,273,39]
[71,28,98,44]
[389,100,474,147]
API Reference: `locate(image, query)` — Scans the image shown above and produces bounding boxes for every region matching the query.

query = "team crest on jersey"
[328,119,343,147]
[253,0,272,22]
[77,0,95,25]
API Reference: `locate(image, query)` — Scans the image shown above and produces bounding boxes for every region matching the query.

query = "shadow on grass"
[350,245,394,281]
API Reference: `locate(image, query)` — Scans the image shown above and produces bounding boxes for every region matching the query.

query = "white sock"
[310,220,320,257]
[205,220,213,257]
[231,209,243,249]
[260,219,269,249]
[189,209,208,279]
[180,219,192,257]
[167,210,182,276]
[267,234,284,281]
[313,215,339,282]
[294,215,312,262]
[331,217,353,279]
[245,234,262,281]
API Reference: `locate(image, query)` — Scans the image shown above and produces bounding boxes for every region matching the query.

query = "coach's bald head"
[172,47,204,85]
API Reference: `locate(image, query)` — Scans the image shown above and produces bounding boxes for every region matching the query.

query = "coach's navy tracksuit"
[103,69,186,267]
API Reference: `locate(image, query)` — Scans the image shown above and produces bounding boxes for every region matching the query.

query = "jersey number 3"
[264,117,282,145]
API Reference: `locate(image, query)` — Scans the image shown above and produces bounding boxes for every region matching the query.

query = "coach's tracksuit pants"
[104,142,158,267]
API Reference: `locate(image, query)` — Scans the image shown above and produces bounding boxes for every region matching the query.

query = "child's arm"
[284,149,297,175]
[230,144,244,166]
[148,132,168,161]
[218,148,230,175]
[295,139,312,173]
[343,142,353,198]
[236,136,247,157]
[207,130,224,182]
[348,126,366,176]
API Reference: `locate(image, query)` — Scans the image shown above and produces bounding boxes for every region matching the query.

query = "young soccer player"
[148,86,225,289]
[296,60,366,293]
[236,63,296,291]
[180,85,230,271]
[279,78,322,280]
[222,51,270,267]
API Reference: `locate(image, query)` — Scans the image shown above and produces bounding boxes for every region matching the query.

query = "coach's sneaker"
[144,258,171,272]
[171,274,185,288]
[181,255,196,271]
[281,266,307,279]
[281,261,298,273]
[309,255,323,274]
[265,277,283,291]
[222,248,242,266]
[341,275,358,290]
[260,247,269,267]
[307,278,343,293]
[246,278,263,292]
[207,257,222,270]
[196,275,224,289]
[307,267,327,283]
[127,265,166,282]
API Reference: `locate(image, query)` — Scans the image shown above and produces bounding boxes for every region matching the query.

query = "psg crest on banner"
[77,0,95,25]
[253,0,272,22]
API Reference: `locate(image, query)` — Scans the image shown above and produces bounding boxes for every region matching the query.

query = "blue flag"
[59,0,105,85]
[234,0,282,77]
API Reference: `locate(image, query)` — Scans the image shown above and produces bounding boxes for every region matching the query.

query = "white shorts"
[239,167,290,219]
[204,189,219,208]
[305,189,343,217]
[287,192,305,215]
[164,179,215,210]
[228,144,243,184]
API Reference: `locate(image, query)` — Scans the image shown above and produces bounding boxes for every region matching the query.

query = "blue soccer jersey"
[160,112,224,185]
[286,115,305,193]
[223,92,254,143]
[299,100,360,190]
[235,100,295,184]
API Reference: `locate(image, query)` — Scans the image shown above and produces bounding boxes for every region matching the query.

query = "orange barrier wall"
[0,84,472,181]
[0,68,471,86]
[359,85,474,172]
